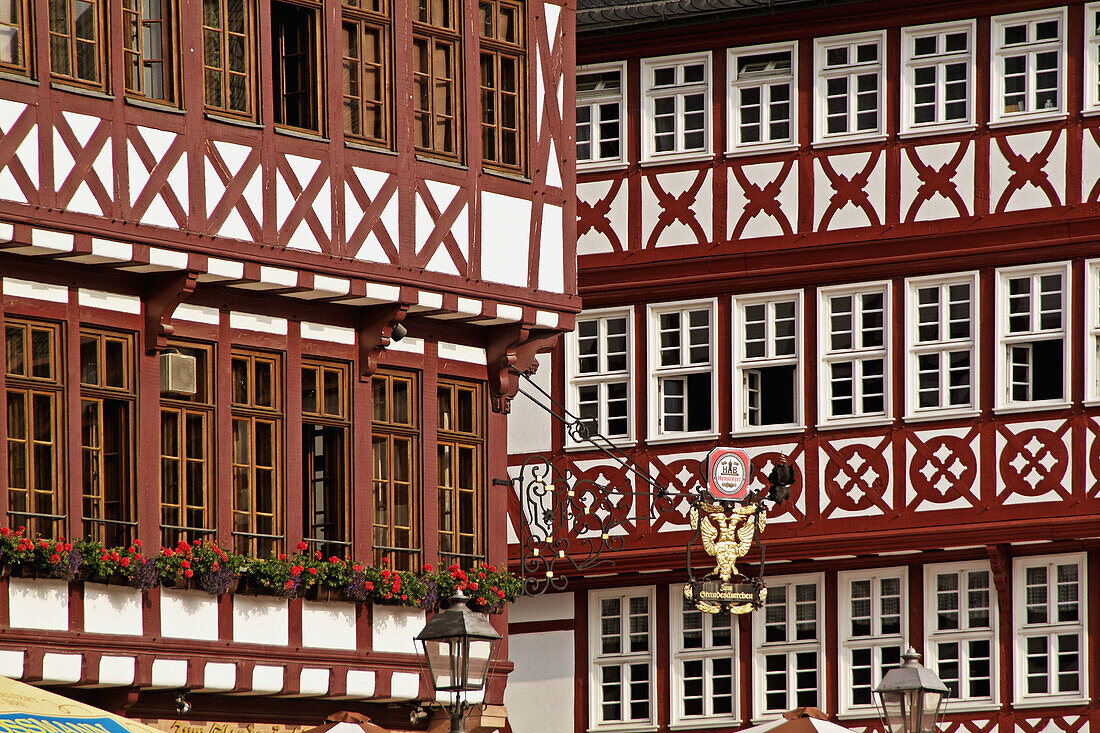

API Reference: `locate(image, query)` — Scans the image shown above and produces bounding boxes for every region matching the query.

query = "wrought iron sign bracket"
[143,270,198,355]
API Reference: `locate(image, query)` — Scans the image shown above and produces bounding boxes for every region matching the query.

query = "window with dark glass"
[80,330,136,546]
[0,0,32,76]
[437,379,483,566]
[160,342,214,545]
[479,0,525,172]
[230,350,283,556]
[413,0,461,160]
[5,320,64,538]
[272,0,320,131]
[342,0,391,146]
[303,360,350,558]
[202,0,255,119]
[49,0,106,88]
[123,0,176,103]
[371,369,420,570]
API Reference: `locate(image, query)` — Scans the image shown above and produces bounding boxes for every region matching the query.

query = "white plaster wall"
[505,630,575,733]
[159,588,219,640]
[507,353,552,455]
[83,584,143,636]
[232,595,289,646]
[301,601,357,650]
[371,606,424,654]
[8,578,69,630]
[480,192,531,287]
[508,592,574,623]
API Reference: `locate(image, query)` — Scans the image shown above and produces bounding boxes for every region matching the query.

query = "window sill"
[346,139,397,156]
[811,132,887,149]
[901,407,980,423]
[644,431,720,446]
[816,415,892,432]
[837,709,882,720]
[587,725,658,733]
[415,153,468,171]
[125,96,184,114]
[50,81,113,100]
[898,122,978,140]
[991,401,1071,416]
[1082,397,1100,407]
[1083,106,1100,118]
[725,141,798,158]
[205,112,263,129]
[1011,696,1089,709]
[640,150,713,167]
[988,111,1068,130]
[484,166,532,184]
[669,719,739,730]
[274,125,329,143]
[579,159,629,174]
[0,70,37,87]
[929,700,998,713]
[730,424,805,439]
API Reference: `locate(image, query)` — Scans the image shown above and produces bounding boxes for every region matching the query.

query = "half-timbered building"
[506,1,1100,732]
[0,0,576,728]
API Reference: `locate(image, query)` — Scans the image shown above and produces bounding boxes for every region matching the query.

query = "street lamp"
[414,590,503,733]
[874,646,949,733]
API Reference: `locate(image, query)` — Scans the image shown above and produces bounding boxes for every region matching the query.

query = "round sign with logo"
[705,447,752,502]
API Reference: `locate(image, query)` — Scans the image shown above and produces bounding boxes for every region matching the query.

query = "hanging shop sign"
[685,451,795,615]
[142,722,306,733]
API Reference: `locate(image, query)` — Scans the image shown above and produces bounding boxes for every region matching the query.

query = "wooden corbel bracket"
[486,323,562,414]
[144,271,198,355]
[986,543,1010,596]
[357,303,410,381]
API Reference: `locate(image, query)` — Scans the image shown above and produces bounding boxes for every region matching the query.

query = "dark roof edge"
[577,0,833,33]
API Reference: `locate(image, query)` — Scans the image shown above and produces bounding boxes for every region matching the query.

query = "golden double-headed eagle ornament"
[686,501,768,614]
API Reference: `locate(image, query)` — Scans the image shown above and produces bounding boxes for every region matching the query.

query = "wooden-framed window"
[437,378,484,566]
[80,329,136,546]
[995,262,1070,409]
[728,42,796,153]
[813,31,886,144]
[5,320,65,538]
[905,273,978,417]
[0,0,33,76]
[818,281,890,425]
[901,21,975,135]
[1087,3,1100,114]
[342,0,391,146]
[202,0,256,119]
[160,342,214,545]
[371,369,420,570]
[302,360,350,558]
[272,0,321,132]
[753,573,824,715]
[838,568,906,715]
[479,0,525,172]
[991,8,1066,124]
[230,350,283,556]
[589,587,656,729]
[576,63,626,168]
[670,586,738,725]
[647,299,717,440]
[925,561,997,709]
[49,0,107,88]
[413,0,462,161]
[641,52,711,161]
[733,291,802,432]
[567,308,633,445]
[123,0,177,103]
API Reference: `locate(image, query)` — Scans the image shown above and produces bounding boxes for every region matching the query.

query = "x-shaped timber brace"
[508,373,795,600]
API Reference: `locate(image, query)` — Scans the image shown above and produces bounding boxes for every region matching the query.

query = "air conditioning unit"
[160,351,197,396]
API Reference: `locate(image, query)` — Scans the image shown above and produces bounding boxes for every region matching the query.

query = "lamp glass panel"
[920,689,943,733]
[465,638,497,688]
[878,690,905,733]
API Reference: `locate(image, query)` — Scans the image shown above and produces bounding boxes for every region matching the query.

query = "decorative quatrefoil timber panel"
[995,421,1071,505]
[905,427,980,512]
[813,149,884,231]
[900,141,973,222]
[990,129,1065,213]
[820,435,892,519]
[642,169,711,248]
[727,159,797,240]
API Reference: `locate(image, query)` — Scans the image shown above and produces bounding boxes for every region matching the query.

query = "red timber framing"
[0,0,577,725]
[506,1,1100,733]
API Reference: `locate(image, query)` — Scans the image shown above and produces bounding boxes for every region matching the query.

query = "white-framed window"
[991,8,1067,125]
[670,586,738,726]
[577,62,627,169]
[813,32,886,144]
[641,52,711,162]
[567,308,633,445]
[818,282,889,426]
[728,42,797,153]
[1087,3,1100,114]
[733,291,802,432]
[838,568,906,716]
[589,587,656,730]
[753,573,824,718]
[647,299,716,441]
[905,273,978,417]
[995,262,1070,410]
[1086,259,1100,402]
[901,21,975,135]
[925,561,997,708]
[1013,553,1087,706]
